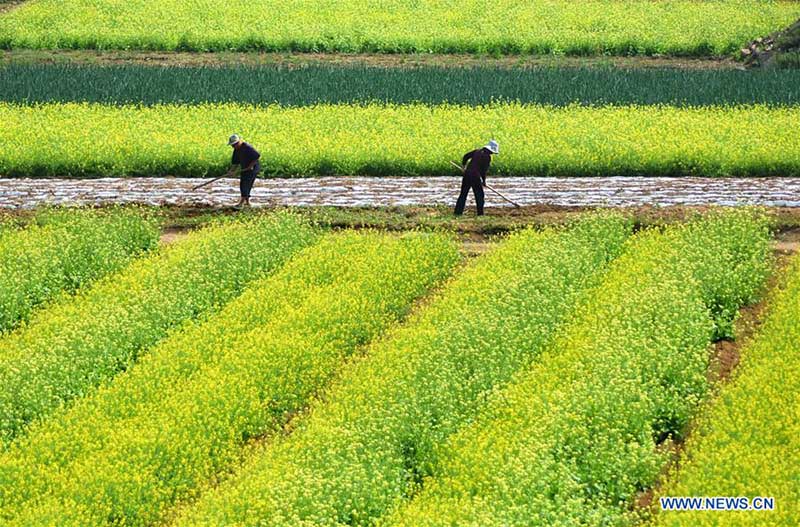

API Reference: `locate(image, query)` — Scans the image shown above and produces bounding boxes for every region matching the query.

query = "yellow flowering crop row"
[1,103,799,178]
[0,230,460,526]
[653,253,800,527]
[384,209,773,527]
[0,212,317,445]
[0,0,797,56]
[0,207,158,333]
[171,213,632,526]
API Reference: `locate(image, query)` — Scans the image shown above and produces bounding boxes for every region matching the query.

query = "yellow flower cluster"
[654,253,800,527]
[0,230,459,526]
[0,0,797,55]
[171,213,632,526]
[0,207,158,333]
[0,212,316,445]
[384,209,773,527]
[1,103,798,178]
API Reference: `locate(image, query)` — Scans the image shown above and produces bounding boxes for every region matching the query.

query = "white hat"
[485,139,499,154]
[228,134,242,146]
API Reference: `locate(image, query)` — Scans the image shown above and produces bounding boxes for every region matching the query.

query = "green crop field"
[0,0,798,55]
[3,63,800,106]
[387,211,772,526]
[653,253,800,527]
[0,212,317,444]
[0,207,158,332]
[0,229,460,526]
[0,0,798,523]
[0,208,793,526]
[2,102,799,178]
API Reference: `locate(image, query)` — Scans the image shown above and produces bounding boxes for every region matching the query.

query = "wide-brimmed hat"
[228,134,242,146]
[485,139,499,154]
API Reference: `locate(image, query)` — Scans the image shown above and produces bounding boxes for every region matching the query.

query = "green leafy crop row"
[2,103,799,178]
[0,230,459,526]
[3,64,800,107]
[0,207,158,333]
[385,209,772,527]
[0,0,797,56]
[0,212,317,445]
[653,253,800,527]
[172,213,631,526]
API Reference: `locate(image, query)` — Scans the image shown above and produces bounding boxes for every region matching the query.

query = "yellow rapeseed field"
[0,230,459,526]
[0,103,798,177]
[0,0,797,55]
[0,213,316,445]
[654,253,800,527]
[386,209,772,527]
[0,207,158,332]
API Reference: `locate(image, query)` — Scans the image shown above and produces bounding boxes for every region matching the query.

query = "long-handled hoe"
[191,167,236,191]
[449,161,521,208]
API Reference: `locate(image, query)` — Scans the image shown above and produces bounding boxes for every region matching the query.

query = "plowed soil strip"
[2,176,800,209]
[0,50,743,69]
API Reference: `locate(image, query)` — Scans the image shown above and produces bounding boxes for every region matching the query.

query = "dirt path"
[2,176,799,209]
[159,226,191,246]
[0,49,743,69]
[774,227,800,254]
[0,1,27,14]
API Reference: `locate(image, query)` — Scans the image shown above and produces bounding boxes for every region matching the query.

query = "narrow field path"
[2,177,799,209]
[0,1,27,14]
[0,49,743,69]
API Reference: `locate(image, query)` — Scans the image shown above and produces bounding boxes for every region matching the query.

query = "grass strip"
[171,213,631,526]
[383,209,772,527]
[1,102,799,178]
[652,253,800,527]
[0,1,797,56]
[0,212,316,445]
[2,64,800,106]
[0,207,158,332]
[0,231,459,526]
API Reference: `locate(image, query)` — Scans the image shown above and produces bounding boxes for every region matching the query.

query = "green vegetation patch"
[386,209,773,527]
[0,231,459,526]
[0,207,158,333]
[0,213,316,444]
[742,18,800,68]
[653,252,800,527]
[1,102,799,178]
[0,0,798,56]
[174,213,631,526]
[2,63,800,106]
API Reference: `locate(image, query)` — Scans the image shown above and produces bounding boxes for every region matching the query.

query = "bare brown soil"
[159,226,190,245]
[0,49,743,70]
[773,226,800,254]
[0,1,26,14]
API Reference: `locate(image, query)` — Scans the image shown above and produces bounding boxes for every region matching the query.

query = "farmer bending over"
[228,134,261,208]
[455,139,499,216]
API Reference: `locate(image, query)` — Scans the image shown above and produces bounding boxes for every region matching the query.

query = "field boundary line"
[0,49,744,70]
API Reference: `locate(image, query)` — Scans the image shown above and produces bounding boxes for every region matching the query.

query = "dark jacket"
[462,148,492,184]
[232,142,261,173]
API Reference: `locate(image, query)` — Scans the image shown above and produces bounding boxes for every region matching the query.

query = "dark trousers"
[454,174,485,216]
[239,165,259,198]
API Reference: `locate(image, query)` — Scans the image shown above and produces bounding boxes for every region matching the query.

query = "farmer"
[454,139,499,216]
[228,134,261,208]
